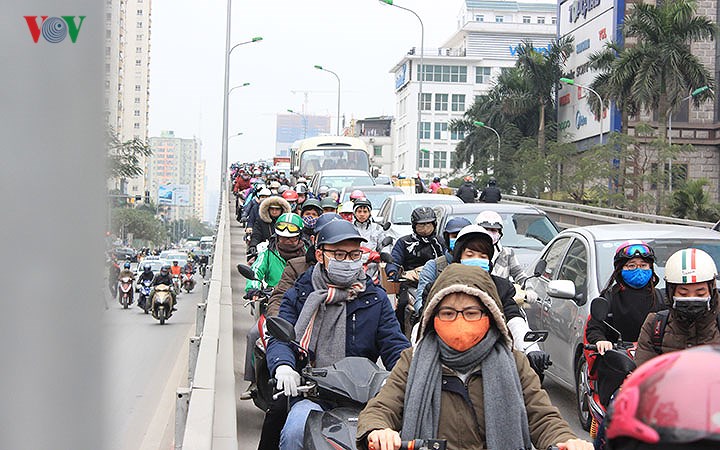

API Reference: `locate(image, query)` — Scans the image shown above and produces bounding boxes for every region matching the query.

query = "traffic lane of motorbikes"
[103,278,201,450]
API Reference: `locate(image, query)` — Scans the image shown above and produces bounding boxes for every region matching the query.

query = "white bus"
[290,136,371,177]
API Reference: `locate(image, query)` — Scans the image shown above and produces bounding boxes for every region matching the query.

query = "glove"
[527,351,552,376]
[385,263,400,281]
[275,365,301,397]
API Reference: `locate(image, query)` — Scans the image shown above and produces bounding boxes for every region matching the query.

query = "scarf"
[276,239,306,261]
[402,328,532,450]
[293,262,365,368]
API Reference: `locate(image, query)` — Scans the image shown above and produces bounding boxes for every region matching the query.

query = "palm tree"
[609,0,716,142]
[515,36,574,154]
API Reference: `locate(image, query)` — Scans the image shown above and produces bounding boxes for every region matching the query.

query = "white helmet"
[476,211,503,230]
[338,201,355,214]
[664,248,718,285]
[257,187,272,197]
[440,178,448,187]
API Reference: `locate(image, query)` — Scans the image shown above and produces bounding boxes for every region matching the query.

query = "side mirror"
[546,280,576,299]
[532,259,547,278]
[236,263,256,280]
[380,252,394,264]
[524,330,548,343]
[590,296,610,322]
[265,316,296,343]
[382,221,392,231]
[380,236,393,248]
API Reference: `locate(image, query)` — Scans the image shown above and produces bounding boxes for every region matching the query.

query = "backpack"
[651,309,720,354]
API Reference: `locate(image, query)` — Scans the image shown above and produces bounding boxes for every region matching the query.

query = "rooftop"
[464,0,556,13]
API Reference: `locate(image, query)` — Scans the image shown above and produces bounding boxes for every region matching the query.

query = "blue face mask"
[462,258,490,272]
[449,238,457,251]
[621,268,653,289]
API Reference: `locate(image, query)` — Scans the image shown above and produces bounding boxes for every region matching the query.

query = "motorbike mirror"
[380,252,394,264]
[265,316,296,343]
[532,259,547,278]
[590,296,610,322]
[380,236,393,248]
[523,330,548,343]
[237,264,257,280]
[382,222,392,231]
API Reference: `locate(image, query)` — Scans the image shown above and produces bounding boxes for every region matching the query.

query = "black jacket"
[391,233,445,271]
[456,182,477,203]
[479,186,501,203]
[586,284,665,343]
[138,271,155,283]
[152,273,173,286]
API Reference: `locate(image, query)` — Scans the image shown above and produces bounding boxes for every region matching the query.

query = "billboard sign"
[158,184,191,206]
[395,62,409,91]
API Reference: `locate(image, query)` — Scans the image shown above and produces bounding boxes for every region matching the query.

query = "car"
[135,259,165,280]
[113,247,137,262]
[159,250,188,268]
[308,169,376,194]
[339,185,404,215]
[522,224,720,430]
[375,194,463,243]
[432,203,560,271]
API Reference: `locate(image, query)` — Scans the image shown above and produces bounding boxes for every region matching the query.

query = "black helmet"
[433,176,440,182]
[316,220,367,247]
[353,198,372,212]
[124,262,131,269]
[411,206,436,225]
[488,176,497,186]
[143,263,152,272]
[160,265,170,274]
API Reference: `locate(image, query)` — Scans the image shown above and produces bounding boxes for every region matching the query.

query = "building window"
[105,63,110,73]
[495,16,504,23]
[104,80,110,89]
[537,17,546,24]
[451,128,466,140]
[106,30,112,39]
[475,15,484,22]
[105,46,111,56]
[419,122,431,139]
[135,59,142,66]
[476,67,492,84]
[419,150,430,168]
[434,122,448,139]
[450,151,458,167]
[136,46,142,52]
[373,145,383,157]
[137,9,143,14]
[420,93,432,111]
[523,16,531,23]
[435,94,448,111]
[135,84,141,91]
[106,13,112,21]
[451,94,466,112]
[137,22,143,28]
[433,151,447,169]
[551,16,557,24]
[136,34,143,41]
[134,123,140,129]
[135,97,141,103]
[419,65,467,83]
[134,110,141,117]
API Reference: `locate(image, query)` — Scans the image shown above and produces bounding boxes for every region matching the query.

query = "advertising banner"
[158,184,191,205]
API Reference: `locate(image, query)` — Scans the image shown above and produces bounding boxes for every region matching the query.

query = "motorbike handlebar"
[584,344,598,351]
[399,439,447,450]
[271,382,316,400]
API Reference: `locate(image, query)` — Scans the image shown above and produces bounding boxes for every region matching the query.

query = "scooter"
[118,276,134,309]
[581,297,637,439]
[182,271,195,293]
[138,278,153,313]
[237,264,272,317]
[151,284,174,325]
[172,274,181,295]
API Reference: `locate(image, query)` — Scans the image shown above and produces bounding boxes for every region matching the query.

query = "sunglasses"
[618,243,654,259]
[275,222,301,233]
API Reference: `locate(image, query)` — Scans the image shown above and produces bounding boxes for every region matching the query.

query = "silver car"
[523,224,720,430]
[375,194,463,243]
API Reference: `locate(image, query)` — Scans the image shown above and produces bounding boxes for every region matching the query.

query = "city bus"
[290,136,371,177]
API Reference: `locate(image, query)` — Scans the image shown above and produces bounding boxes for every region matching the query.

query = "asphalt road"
[103,274,202,450]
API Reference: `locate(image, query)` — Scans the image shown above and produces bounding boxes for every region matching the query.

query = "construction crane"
[289,90,339,114]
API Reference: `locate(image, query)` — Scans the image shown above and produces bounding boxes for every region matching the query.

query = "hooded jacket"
[456,181,477,203]
[357,265,576,450]
[249,196,291,250]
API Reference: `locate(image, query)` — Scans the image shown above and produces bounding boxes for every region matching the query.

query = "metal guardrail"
[503,194,716,229]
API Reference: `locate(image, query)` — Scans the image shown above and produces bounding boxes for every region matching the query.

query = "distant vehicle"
[113,247,137,262]
[339,185,404,215]
[308,169,375,193]
[135,260,165,287]
[375,194,463,242]
[199,236,214,251]
[158,251,188,268]
[433,203,560,270]
[374,175,392,185]
[290,136,370,177]
[523,224,720,430]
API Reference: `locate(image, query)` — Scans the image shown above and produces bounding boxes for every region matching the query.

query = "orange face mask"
[433,315,490,352]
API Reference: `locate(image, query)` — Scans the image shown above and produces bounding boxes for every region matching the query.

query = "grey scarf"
[294,263,365,368]
[402,328,532,450]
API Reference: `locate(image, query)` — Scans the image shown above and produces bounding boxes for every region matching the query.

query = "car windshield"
[391,198,462,225]
[595,238,720,289]
[138,261,165,273]
[445,212,558,249]
[300,150,369,174]
[320,175,374,190]
[342,190,401,210]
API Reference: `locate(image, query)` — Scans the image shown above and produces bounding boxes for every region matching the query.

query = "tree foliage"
[111,207,167,245]
[107,126,152,180]
[670,178,720,221]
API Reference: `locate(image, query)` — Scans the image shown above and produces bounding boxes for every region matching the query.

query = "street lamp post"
[473,121,501,161]
[313,65,341,135]
[228,82,251,96]
[667,85,710,192]
[560,78,605,145]
[379,0,424,173]
[288,109,308,139]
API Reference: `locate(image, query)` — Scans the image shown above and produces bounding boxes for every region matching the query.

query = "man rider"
[170,260,182,276]
[353,198,384,251]
[151,264,177,311]
[249,196,292,257]
[456,175,478,203]
[138,263,154,283]
[118,261,134,280]
[479,176,502,203]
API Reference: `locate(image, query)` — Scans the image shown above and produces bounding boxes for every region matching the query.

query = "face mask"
[434,315,490,352]
[462,258,490,272]
[326,258,363,286]
[621,268,653,289]
[487,230,501,245]
[448,238,457,251]
[672,296,711,322]
[302,215,318,229]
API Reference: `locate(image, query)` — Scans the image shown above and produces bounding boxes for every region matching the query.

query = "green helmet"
[274,213,304,237]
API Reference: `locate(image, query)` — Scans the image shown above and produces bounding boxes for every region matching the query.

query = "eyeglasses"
[618,243,654,259]
[623,262,652,270]
[436,306,487,322]
[322,249,364,261]
[275,222,301,233]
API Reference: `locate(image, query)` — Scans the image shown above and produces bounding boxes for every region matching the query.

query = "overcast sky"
[149,0,467,216]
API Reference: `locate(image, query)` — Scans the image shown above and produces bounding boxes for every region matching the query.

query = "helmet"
[161,265,170,274]
[488,176,497,185]
[476,211,503,230]
[353,198,372,211]
[257,187,271,197]
[143,263,152,272]
[327,187,340,196]
[274,213,304,237]
[350,189,365,201]
[278,185,289,195]
[320,198,338,210]
[295,184,308,195]
[614,240,656,268]
[411,207,436,225]
[297,177,308,183]
[316,220,367,247]
[318,185,330,195]
[664,248,717,284]
[605,345,720,448]
[124,262,131,269]
[433,176,440,182]
[443,217,472,248]
[315,213,343,234]
[440,178,448,187]
[464,175,473,182]
[301,199,323,214]
[173,260,178,265]
[338,201,355,214]
[282,190,299,201]
[269,180,281,190]
[453,224,495,260]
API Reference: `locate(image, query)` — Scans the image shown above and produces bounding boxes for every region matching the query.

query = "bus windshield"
[300,149,369,175]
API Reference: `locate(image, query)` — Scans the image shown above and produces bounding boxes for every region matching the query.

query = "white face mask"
[487,230,501,245]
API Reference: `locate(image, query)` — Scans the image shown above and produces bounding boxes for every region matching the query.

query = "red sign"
[599,28,607,40]
[559,93,571,106]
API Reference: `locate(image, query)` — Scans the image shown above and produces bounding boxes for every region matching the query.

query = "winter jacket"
[249,196,291,251]
[456,182,477,203]
[138,271,155,283]
[479,185,501,203]
[152,273,173,287]
[244,199,261,228]
[267,256,311,317]
[118,269,135,280]
[355,220,385,252]
[491,245,528,284]
[246,239,306,291]
[634,304,720,366]
[390,233,444,272]
[265,265,410,376]
[233,176,250,193]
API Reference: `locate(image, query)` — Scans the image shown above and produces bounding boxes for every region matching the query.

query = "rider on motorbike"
[138,263,154,283]
[151,265,177,311]
[353,198,385,251]
[170,261,182,276]
[118,261,134,280]
[476,210,527,284]
[249,196,292,256]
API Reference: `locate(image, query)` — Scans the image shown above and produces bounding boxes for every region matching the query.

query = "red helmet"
[350,189,365,201]
[282,190,298,201]
[606,345,720,448]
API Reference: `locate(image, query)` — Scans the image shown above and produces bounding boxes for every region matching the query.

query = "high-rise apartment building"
[275,113,332,157]
[105,0,152,196]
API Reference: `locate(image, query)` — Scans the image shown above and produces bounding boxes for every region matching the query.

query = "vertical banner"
[0,1,104,449]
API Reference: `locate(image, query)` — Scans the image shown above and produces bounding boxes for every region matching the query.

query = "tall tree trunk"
[538,101,546,155]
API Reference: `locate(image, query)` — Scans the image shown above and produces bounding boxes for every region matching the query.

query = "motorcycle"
[151,284,174,325]
[172,274,181,295]
[138,278,153,313]
[237,264,272,317]
[581,297,637,439]
[182,271,195,293]
[118,276,134,309]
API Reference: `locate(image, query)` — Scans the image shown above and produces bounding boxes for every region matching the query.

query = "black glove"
[527,351,552,376]
[244,288,260,300]
[385,263,400,281]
